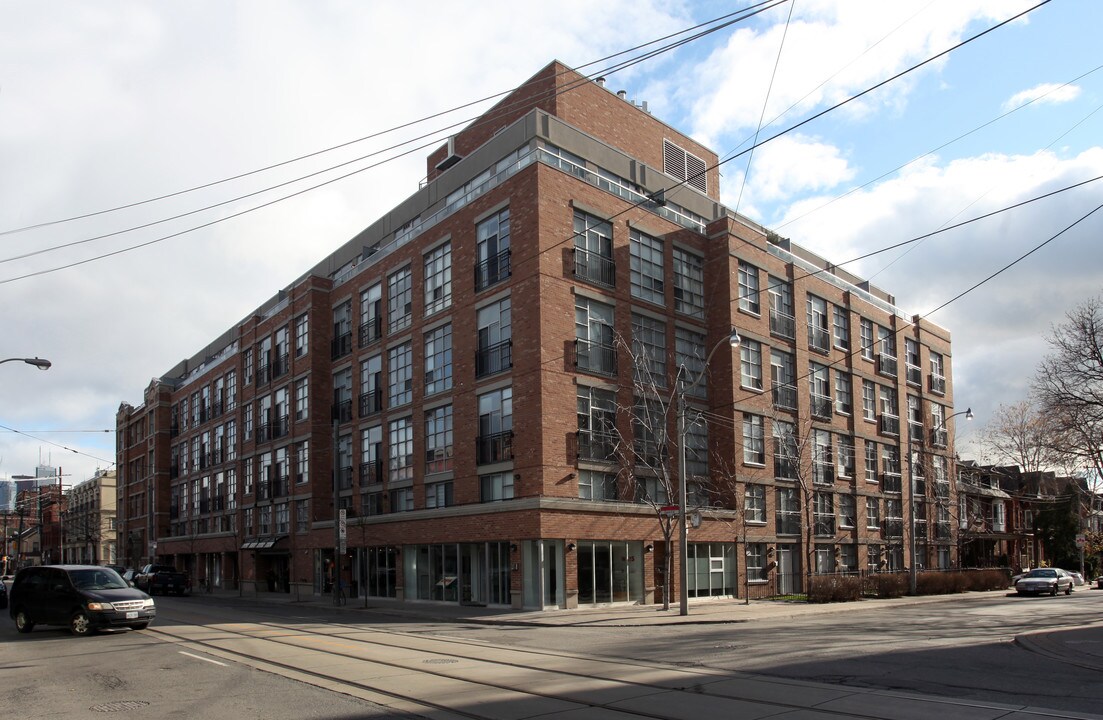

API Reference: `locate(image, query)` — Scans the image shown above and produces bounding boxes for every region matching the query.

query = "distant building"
[118,60,963,609]
[0,479,15,513]
[61,470,118,565]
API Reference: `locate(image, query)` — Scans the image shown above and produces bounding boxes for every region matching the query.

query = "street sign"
[338,509,347,540]
[1075,533,1086,548]
[659,505,679,518]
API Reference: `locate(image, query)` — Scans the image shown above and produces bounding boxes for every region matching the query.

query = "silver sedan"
[1015,568,1074,596]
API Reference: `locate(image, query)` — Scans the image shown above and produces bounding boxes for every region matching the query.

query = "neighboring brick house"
[117,60,962,609]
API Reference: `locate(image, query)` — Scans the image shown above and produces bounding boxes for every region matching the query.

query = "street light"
[677,327,740,616]
[909,406,973,594]
[0,357,51,370]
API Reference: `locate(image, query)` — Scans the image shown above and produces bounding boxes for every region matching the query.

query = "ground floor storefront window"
[404,542,511,605]
[522,539,565,609]
[358,545,398,598]
[687,542,736,598]
[576,540,643,605]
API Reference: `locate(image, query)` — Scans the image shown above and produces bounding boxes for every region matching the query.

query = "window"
[425,480,453,509]
[866,497,880,529]
[244,404,253,441]
[632,313,666,388]
[675,327,706,399]
[359,283,382,346]
[860,318,874,360]
[768,276,795,339]
[477,387,513,465]
[226,370,237,411]
[573,210,614,287]
[226,420,237,461]
[744,484,766,523]
[835,372,852,415]
[740,339,763,390]
[770,349,797,410]
[774,419,798,480]
[746,543,767,582]
[672,248,704,318]
[684,411,708,478]
[776,488,800,535]
[635,476,669,505]
[809,362,831,418]
[629,229,664,304]
[862,380,876,421]
[833,307,849,350]
[481,472,514,502]
[905,337,921,385]
[879,385,899,434]
[360,425,382,485]
[296,499,309,532]
[425,405,453,475]
[577,386,617,462]
[294,314,309,357]
[332,368,352,424]
[388,342,413,407]
[423,324,453,395]
[807,294,829,353]
[814,492,835,536]
[391,487,414,512]
[423,242,452,316]
[360,355,383,416]
[578,470,617,501]
[332,302,352,359]
[812,428,833,485]
[295,440,308,484]
[388,417,413,482]
[388,267,413,333]
[295,378,308,422]
[839,494,856,528]
[475,208,511,291]
[275,502,290,534]
[862,442,877,483]
[930,351,946,394]
[633,397,666,466]
[575,296,615,376]
[837,436,855,478]
[476,297,512,377]
[737,260,760,314]
[663,139,707,193]
[742,414,765,465]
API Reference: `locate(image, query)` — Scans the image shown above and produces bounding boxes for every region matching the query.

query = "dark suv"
[9,565,156,635]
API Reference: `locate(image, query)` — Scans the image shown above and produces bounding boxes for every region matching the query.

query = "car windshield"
[69,569,128,590]
[1025,569,1057,579]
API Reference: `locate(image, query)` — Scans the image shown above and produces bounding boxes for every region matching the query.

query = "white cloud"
[1002,83,1082,111]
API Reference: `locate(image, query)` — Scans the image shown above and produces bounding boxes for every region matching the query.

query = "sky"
[1,0,1101,486]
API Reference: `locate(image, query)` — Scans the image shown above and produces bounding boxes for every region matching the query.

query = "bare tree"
[979,400,1061,474]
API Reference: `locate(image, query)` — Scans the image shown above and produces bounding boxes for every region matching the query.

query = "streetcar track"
[148,611,1045,720]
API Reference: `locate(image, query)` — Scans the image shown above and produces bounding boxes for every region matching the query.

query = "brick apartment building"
[116,60,962,609]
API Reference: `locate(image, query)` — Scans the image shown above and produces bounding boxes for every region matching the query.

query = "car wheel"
[14,609,35,633]
[70,611,95,636]
[1066,584,1073,595]
[129,623,149,631]
[1051,585,1058,596]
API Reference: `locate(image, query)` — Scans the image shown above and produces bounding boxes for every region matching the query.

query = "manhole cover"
[423,658,459,665]
[91,701,150,712]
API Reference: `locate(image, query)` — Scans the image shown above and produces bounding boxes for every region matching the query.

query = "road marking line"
[179,651,227,666]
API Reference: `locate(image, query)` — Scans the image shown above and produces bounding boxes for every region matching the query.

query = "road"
[2,588,1102,719]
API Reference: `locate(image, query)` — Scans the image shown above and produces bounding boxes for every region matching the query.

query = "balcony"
[810,393,833,420]
[331,332,353,360]
[476,339,512,378]
[880,413,900,437]
[878,353,898,377]
[359,316,382,347]
[906,363,922,386]
[359,389,383,417]
[575,339,617,377]
[770,309,796,340]
[257,415,290,442]
[929,374,946,395]
[476,430,514,465]
[272,353,290,380]
[332,399,354,424]
[573,247,615,288]
[256,363,272,387]
[772,383,797,411]
[475,249,511,292]
[808,326,830,354]
[359,458,383,486]
[576,430,618,463]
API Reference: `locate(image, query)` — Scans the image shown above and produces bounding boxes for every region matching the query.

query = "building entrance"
[576,540,642,605]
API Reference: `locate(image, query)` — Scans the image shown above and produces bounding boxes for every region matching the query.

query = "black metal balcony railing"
[256,363,271,387]
[359,316,382,347]
[770,309,796,340]
[476,430,514,465]
[878,353,898,377]
[573,247,616,288]
[808,326,830,354]
[272,353,289,380]
[359,458,383,486]
[359,388,383,417]
[272,474,289,498]
[575,339,617,377]
[169,463,179,479]
[476,339,512,378]
[906,363,922,386]
[880,413,900,437]
[212,400,224,419]
[332,399,354,424]
[810,393,833,420]
[772,383,797,411]
[331,332,353,360]
[929,374,946,395]
[475,249,511,292]
[256,415,290,442]
[576,430,618,463]
[170,422,179,438]
[337,465,354,490]
[199,498,211,515]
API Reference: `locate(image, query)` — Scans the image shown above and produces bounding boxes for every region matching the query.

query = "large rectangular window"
[423,242,452,316]
[424,405,453,475]
[388,342,412,407]
[359,283,382,346]
[475,208,511,291]
[833,306,850,350]
[738,260,760,314]
[388,417,413,482]
[578,470,617,501]
[423,324,453,396]
[476,297,512,377]
[632,313,666,388]
[744,484,766,523]
[575,296,615,377]
[477,387,513,465]
[573,210,614,287]
[481,472,514,502]
[675,327,706,399]
[742,414,765,465]
[768,275,795,339]
[807,294,829,353]
[629,229,664,304]
[388,267,413,333]
[673,248,704,318]
[740,339,762,390]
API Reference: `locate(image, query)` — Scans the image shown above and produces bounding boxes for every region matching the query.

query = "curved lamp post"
[909,406,973,594]
[0,357,51,370]
[677,327,740,615]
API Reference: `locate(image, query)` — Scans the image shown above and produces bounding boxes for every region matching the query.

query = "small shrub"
[961,568,1013,591]
[808,574,862,603]
[862,572,908,598]
[916,571,966,595]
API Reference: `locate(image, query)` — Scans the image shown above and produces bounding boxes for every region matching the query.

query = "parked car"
[1067,571,1086,586]
[8,565,155,635]
[133,564,190,596]
[1015,568,1074,596]
[103,564,128,577]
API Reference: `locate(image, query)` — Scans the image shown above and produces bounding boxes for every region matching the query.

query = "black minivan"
[9,565,156,635]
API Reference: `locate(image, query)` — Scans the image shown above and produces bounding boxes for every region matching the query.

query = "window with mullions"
[746,542,767,582]
[673,248,704,319]
[675,326,706,399]
[740,339,762,390]
[573,210,614,287]
[837,435,855,478]
[738,260,760,314]
[360,425,382,486]
[388,416,413,483]
[629,229,664,304]
[295,314,309,357]
[424,405,453,475]
[866,497,881,529]
[423,324,452,396]
[332,302,352,359]
[776,487,801,535]
[862,379,876,421]
[839,494,856,529]
[631,313,666,388]
[388,342,412,407]
[684,412,708,478]
[475,208,511,291]
[578,470,618,501]
[477,387,513,465]
[860,318,875,360]
[833,307,850,350]
[575,296,615,377]
[835,372,852,415]
[687,542,736,599]
[388,267,413,334]
[768,275,795,339]
[807,294,830,353]
[359,283,382,346]
[577,386,617,463]
[481,472,514,502]
[770,348,797,411]
[742,414,765,465]
[423,242,452,317]
[744,484,766,523]
[425,480,453,509]
[864,441,878,483]
[476,297,511,377]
